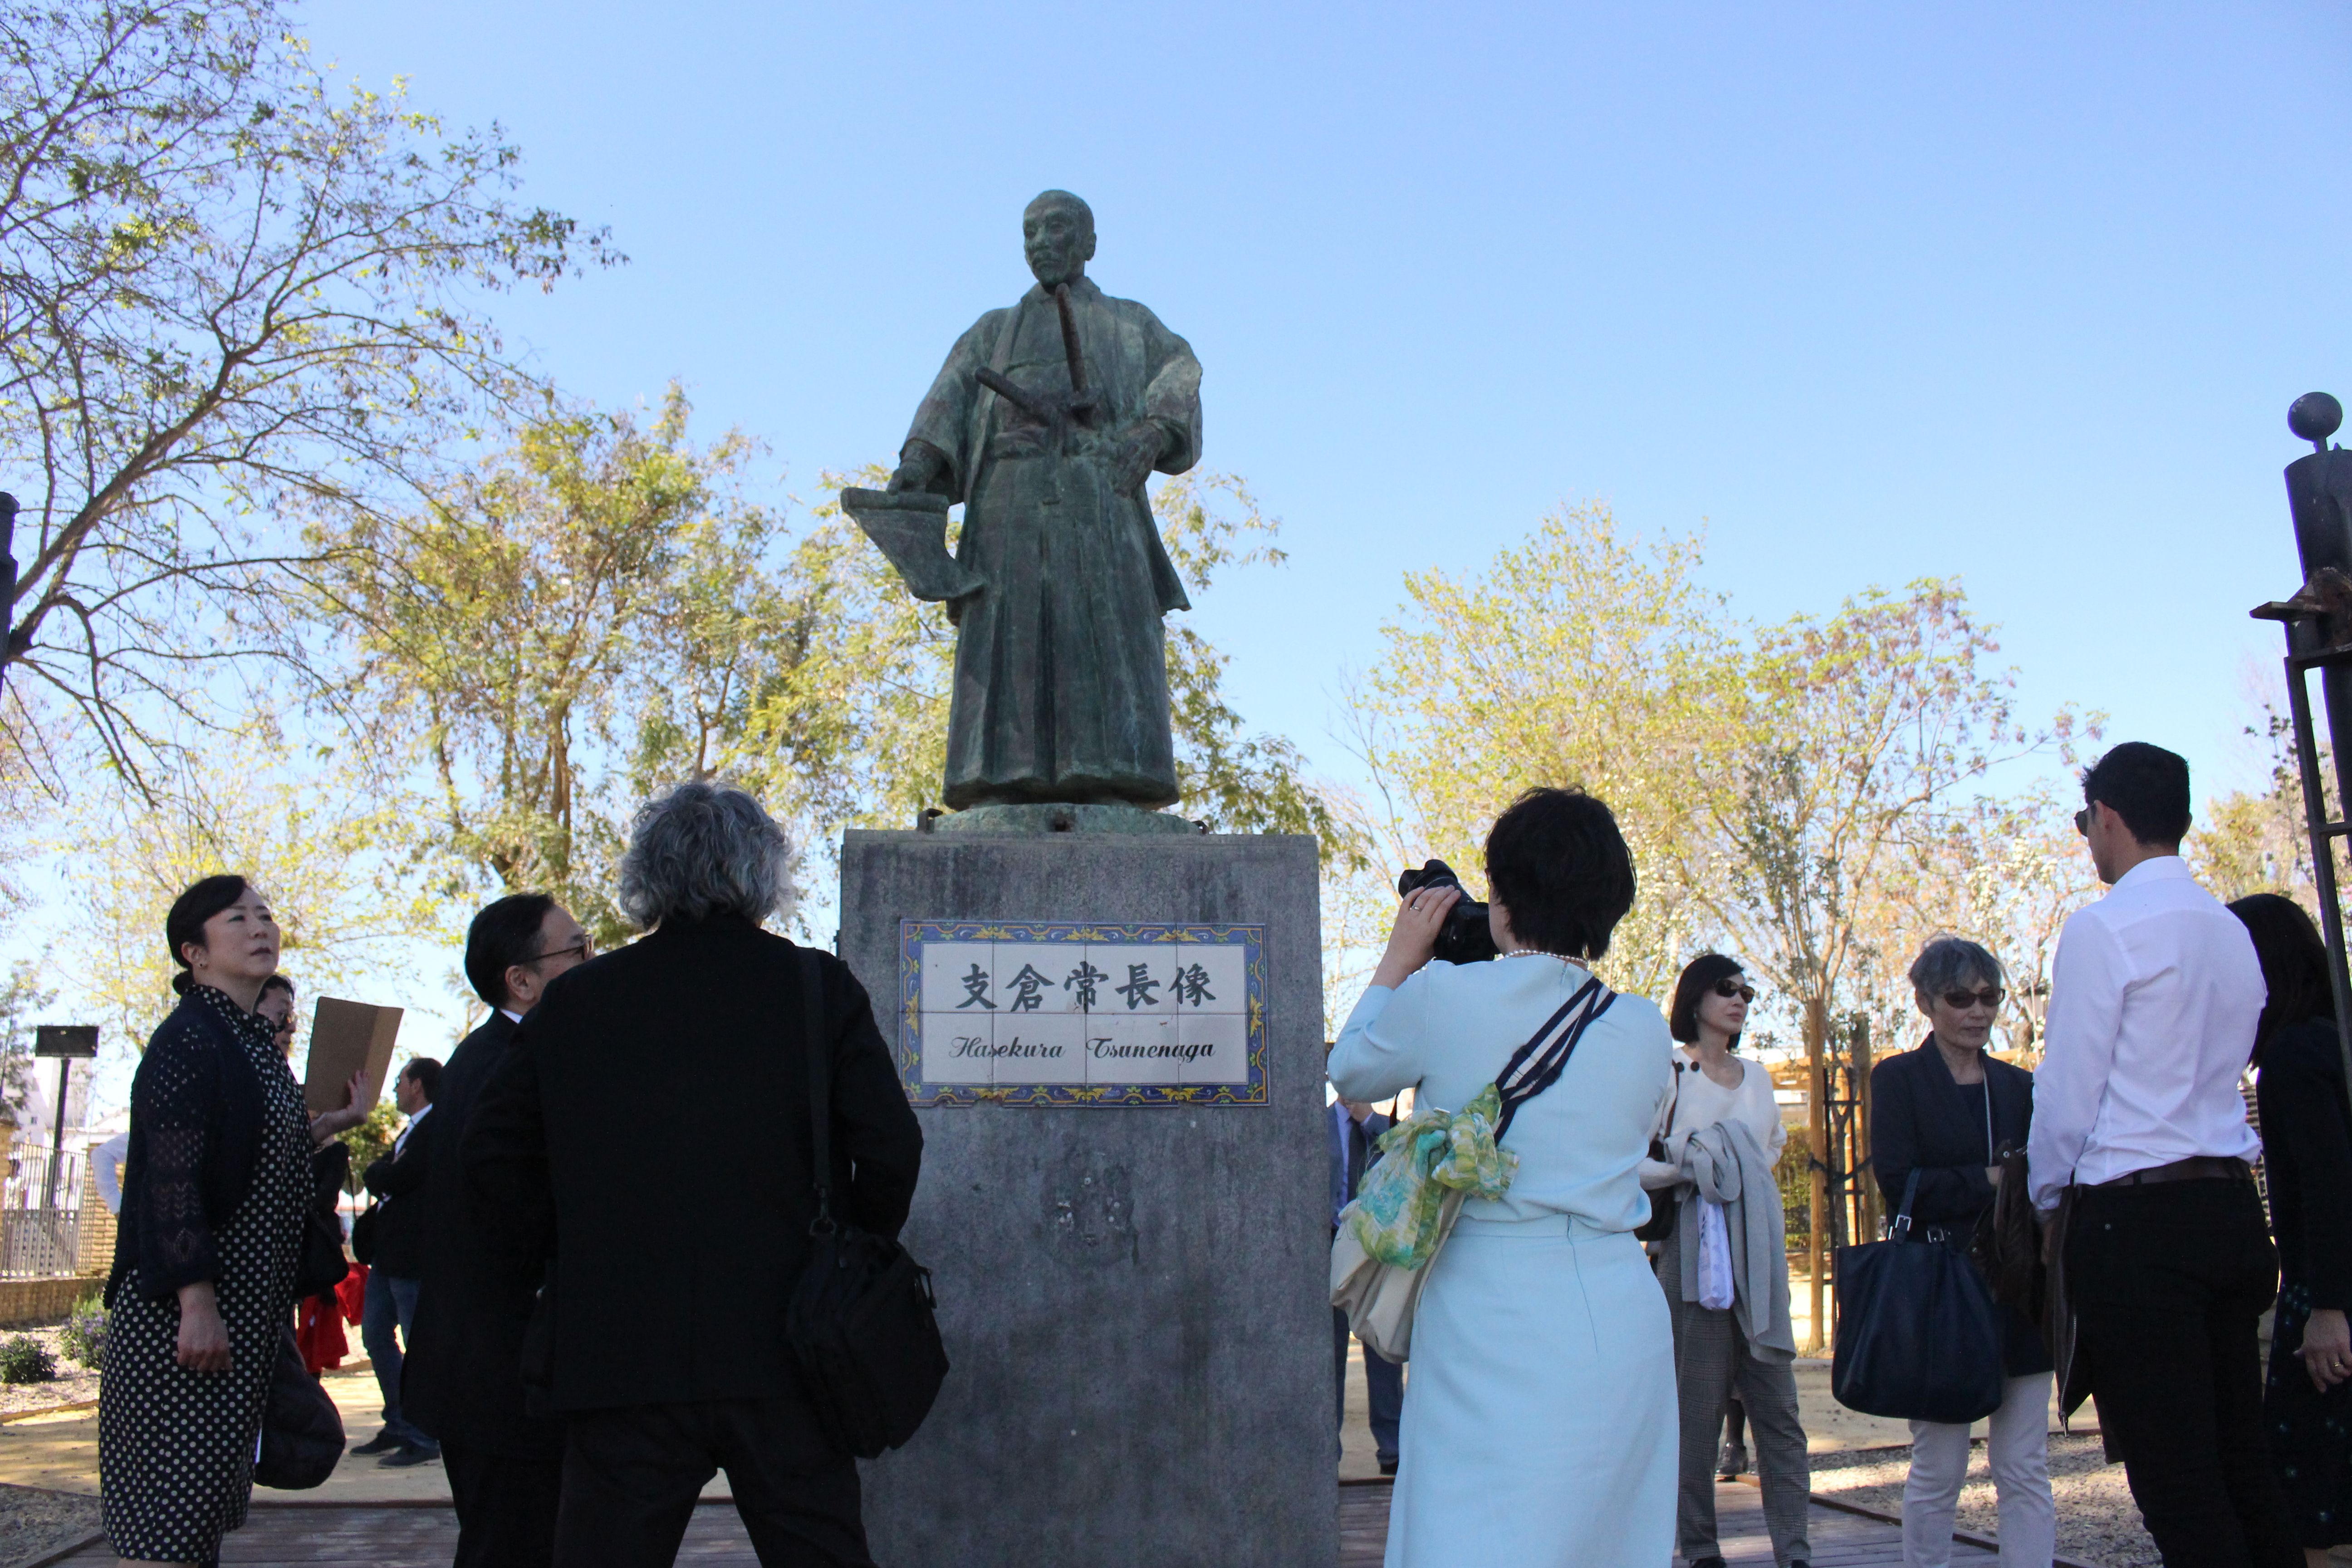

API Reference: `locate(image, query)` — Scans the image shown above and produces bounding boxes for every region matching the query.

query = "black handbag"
[295,1142,351,1299]
[1831,1170,2004,1424]
[1634,1061,1685,1243]
[783,949,950,1459]
[350,1200,380,1267]
[254,1326,344,1488]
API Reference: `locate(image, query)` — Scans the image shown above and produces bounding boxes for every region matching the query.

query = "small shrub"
[58,1295,107,1369]
[0,1334,56,1384]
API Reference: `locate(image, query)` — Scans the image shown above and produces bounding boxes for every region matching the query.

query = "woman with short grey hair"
[465,780,920,1566]
[1869,936,2054,1568]
[617,780,797,929]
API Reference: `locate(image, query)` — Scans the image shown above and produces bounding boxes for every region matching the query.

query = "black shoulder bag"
[1830,1169,2004,1424]
[254,1327,344,1489]
[1634,1060,1685,1243]
[783,949,950,1458]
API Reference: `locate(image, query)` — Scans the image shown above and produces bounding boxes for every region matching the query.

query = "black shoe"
[349,1430,402,1456]
[1687,1558,1727,1568]
[379,1442,440,1468]
[1716,1440,1748,1480]
[1377,1456,1398,1476]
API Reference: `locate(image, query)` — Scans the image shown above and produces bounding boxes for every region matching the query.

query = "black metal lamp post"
[31,1024,96,1210]
[2252,392,2352,1096]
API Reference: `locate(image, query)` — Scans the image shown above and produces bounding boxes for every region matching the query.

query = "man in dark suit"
[1331,1095,1405,1474]
[405,893,593,1568]
[467,782,923,1568]
[354,1054,444,1465]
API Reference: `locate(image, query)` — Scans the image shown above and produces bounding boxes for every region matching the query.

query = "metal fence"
[2,1145,86,1280]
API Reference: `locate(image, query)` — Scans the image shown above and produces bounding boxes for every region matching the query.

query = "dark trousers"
[1331,1307,1404,1463]
[2069,1176,2300,1568]
[554,1397,872,1568]
[361,1270,431,1448]
[443,1437,563,1568]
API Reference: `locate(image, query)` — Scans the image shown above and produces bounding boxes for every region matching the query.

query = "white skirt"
[1384,1214,1677,1568]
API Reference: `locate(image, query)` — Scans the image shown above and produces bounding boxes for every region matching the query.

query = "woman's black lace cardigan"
[105,993,270,1306]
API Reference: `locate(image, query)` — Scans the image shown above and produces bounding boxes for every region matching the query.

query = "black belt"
[2096,1156,2253,1188]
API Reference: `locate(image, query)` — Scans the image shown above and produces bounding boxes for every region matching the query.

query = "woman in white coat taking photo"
[1328,788,1678,1568]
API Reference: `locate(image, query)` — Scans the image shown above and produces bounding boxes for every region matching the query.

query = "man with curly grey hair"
[466,782,924,1568]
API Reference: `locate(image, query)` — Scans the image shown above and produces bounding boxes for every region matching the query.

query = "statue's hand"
[889,442,946,494]
[1110,422,1168,493]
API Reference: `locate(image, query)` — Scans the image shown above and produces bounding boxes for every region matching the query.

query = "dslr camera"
[1395,858,1500,965]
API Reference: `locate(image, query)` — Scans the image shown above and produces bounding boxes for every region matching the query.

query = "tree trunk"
[1853,1013,1880,1243]
[1805,995,1830,1356]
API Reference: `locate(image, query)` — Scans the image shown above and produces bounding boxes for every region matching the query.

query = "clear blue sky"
[301,0,2351,803]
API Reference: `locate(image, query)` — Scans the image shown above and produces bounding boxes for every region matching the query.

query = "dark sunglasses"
[1941,987,2004,1010]
[2073,806,2092,837]
[1712,980,1757,1003]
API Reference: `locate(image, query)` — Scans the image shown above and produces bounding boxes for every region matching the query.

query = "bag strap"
[1889,1168,1922,1239]
[799,948,836,1236]
[1491,974,1617,1141]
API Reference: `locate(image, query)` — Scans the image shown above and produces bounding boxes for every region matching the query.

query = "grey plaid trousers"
[1656,1239,1813,1565]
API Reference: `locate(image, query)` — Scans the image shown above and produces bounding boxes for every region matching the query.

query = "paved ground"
[24,1482,1968,1567]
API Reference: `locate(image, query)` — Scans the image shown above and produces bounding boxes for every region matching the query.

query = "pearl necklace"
[1500,949,1587,966]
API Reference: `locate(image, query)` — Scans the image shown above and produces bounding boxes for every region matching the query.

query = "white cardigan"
[1637,1049,1785,1190]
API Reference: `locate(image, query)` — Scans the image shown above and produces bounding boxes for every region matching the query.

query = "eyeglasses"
[531,939,592,967]
[1941,987,2004,1010]
[2074,806,2092,837]
[1712,980,1757,1003]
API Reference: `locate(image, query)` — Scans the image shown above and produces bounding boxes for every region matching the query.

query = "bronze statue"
[844,191,1202,817]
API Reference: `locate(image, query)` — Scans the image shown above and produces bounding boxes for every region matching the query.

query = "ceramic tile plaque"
[897,920,1267,1106]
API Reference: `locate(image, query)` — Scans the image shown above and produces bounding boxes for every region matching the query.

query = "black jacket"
[401,1009,560,1456]
[107,989,277,1306]
[2258,1017,2352,1309]
[1869,1035,2050,1376]
[361,1105,433,1279]
[465,915,924,1415]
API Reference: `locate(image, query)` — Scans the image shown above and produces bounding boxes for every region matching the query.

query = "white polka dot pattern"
[98,985,310,1563]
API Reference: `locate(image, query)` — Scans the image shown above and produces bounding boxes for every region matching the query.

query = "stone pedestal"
[838,828,1334,1568]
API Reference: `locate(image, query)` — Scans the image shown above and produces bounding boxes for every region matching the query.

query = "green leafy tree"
[57,716,442,1048]
[0,959,55,1132]
[1685,580,2078,1349]
[1341,503,1743,998]
[310,387,735,941]
[338,1099,402,1196]
[2190,702,2329,912]
[0,0,612,792]
[624,466,1360,880]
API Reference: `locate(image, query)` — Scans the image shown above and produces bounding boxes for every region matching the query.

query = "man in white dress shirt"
[2027,742,2297,1567]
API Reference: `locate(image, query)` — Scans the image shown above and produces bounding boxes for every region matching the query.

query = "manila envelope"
[303,998,404,1116]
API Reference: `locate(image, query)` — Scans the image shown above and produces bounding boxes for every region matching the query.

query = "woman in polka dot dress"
[98,875,357,1567]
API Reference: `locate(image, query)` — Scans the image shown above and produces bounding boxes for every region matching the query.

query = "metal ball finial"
[2290,392,2343,451]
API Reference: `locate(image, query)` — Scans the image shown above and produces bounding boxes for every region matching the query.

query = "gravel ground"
[1808,1435,2158,1568]
[0,1327,101,1416]
[0,1479,102,1566]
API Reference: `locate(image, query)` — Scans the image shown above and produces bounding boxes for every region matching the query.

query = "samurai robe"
[898,276,1203,810]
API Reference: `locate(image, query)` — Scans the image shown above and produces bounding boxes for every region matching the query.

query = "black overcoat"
[401,1009,562,1456]
[463,914,924,1415]
[107,992,270,1306]
[1868,1035,2052,1377]
[361,1106,432,1280]
[2258,1017,2352,1308]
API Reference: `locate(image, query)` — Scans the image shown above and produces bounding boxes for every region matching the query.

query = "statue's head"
[1024,190,1096,288]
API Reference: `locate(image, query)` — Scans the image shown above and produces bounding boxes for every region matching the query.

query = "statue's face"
[1024,202,1095,287]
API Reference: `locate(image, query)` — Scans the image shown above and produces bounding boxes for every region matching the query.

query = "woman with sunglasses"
[1867,936,2053,1568]
[1644,953,1812,1568]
